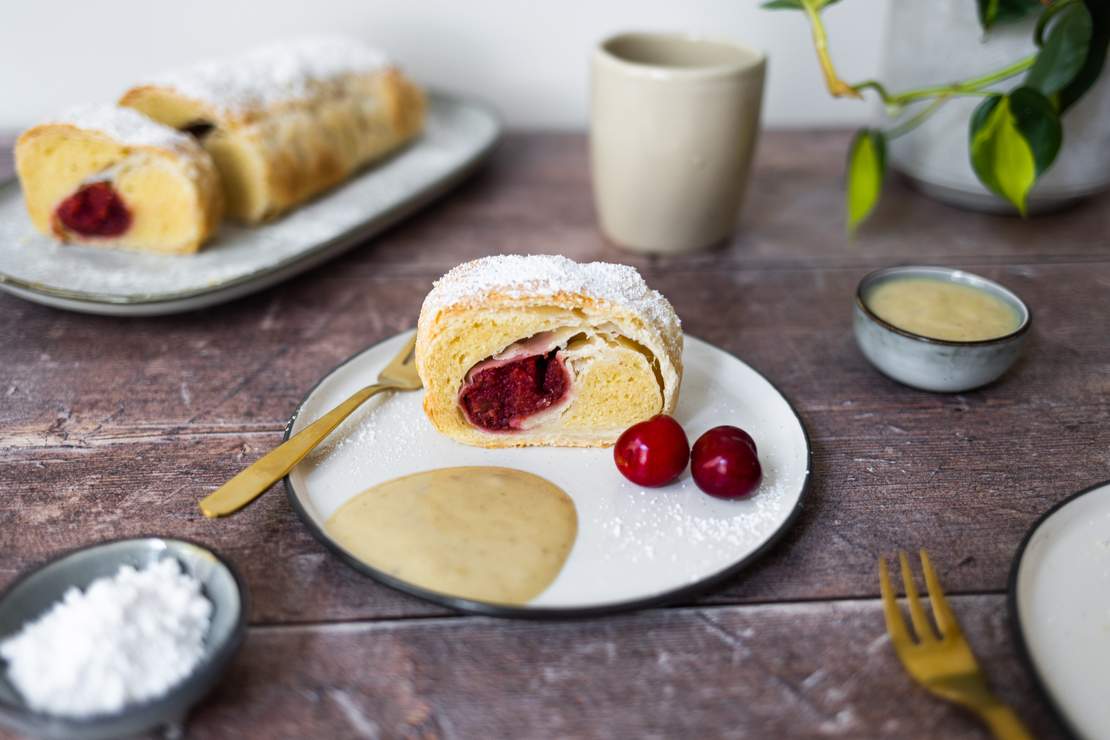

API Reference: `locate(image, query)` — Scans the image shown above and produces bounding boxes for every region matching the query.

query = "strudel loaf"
[416,255,683,448]
[120,37,425,223]
[15,105,222,254]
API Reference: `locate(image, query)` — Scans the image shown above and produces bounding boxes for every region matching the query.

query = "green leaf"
[1010,87,1065,174]
[970,96,1032,211]
[969,89,1062,215]
[1026,3,1093,97]
[977,0,1042,31]
[845,129,887,232]
[1057,0,1110,111]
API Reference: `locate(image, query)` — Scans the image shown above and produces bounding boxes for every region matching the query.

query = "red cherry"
[719,426,756,454]
[691,426,762,499]
[613,414,690,487]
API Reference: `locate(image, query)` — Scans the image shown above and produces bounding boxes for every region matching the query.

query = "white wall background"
[0,1,887,130]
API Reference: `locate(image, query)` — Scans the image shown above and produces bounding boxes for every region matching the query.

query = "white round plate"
[285,331,811,617]
[1010,480,1110,739]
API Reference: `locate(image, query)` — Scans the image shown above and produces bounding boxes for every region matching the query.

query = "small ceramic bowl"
[854,265,1031,393]
[0,537,247,740]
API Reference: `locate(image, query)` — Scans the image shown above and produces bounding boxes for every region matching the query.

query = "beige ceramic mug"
[591,32,766,254]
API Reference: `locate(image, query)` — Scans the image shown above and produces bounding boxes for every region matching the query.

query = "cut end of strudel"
[417,255,683,448]
[15,105,222,254]
[120,36,425,224]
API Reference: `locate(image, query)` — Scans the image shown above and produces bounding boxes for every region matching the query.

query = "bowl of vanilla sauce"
[854,265,1031,392]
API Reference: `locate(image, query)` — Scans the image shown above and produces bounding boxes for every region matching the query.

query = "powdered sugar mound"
[49,104,197,154]
[0,558,212,718]
[422,254,682,352]
[146,36,391,115]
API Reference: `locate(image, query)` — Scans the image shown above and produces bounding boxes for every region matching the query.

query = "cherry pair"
[613,415,762,499]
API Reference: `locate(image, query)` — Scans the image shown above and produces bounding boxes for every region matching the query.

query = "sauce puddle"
[325,466,577,605]
[866,277,1021,342]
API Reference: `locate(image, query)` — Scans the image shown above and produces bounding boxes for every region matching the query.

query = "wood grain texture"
[336,132,1110,273]
[1,131,1104,737]
[4,132,1110,275]
[2,266,1105,624]
[186,597,1061,739]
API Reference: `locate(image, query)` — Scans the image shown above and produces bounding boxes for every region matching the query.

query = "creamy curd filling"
[54,181,132,237]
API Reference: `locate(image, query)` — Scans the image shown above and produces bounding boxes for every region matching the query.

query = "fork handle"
[978,704,1032,740]
[198,383,390,518]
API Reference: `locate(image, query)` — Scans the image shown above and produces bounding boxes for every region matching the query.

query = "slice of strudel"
[15,105,222,254]
[120,36,425,224]
[416,255,683,448]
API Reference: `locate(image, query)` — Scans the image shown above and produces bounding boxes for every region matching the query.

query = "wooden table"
[2,131,1107,739]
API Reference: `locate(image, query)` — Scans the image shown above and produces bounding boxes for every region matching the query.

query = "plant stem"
[803,2,862,99]
[799,3,1037,106]
[852,80,893,101]
[881,88,997,143]
[882,55,1037,105]
[884,96,950,139]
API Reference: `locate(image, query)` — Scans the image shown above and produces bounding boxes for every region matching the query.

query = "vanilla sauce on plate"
[324,467,578,604]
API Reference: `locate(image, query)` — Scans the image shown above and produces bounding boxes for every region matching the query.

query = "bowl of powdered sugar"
[0,537,247,739]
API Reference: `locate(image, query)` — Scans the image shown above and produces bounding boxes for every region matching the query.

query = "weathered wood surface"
[2,264,1106,625]
[3,131,1105,737]
[186,597,1056,740]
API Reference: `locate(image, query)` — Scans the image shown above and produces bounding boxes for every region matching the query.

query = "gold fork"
[878,550,1032,740]
[198,334,422,518]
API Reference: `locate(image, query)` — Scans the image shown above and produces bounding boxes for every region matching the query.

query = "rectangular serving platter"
[0,91,500,316]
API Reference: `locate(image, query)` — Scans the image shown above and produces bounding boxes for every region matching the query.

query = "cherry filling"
[459,351,570,431]
[54,182,132,237]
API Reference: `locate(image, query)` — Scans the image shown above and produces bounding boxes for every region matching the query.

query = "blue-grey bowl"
[854,265,1031,393]
[0,537,247,740]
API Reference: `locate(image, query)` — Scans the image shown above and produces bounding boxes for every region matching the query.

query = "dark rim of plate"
[282,330,814,620]
[855,265,1033,347]
[0,535,249,733]
[1006,478,1110,740]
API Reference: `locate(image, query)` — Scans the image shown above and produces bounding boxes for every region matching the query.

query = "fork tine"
[919,550,961,639]
[898,551,938,642]
[391,334,417,367]
[379,334,421,387]
[879,557,912,646]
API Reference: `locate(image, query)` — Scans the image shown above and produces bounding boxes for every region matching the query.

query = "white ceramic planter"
[881,0,1110,213]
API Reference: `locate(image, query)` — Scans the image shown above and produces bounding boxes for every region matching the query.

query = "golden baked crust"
[416,255,683,448]
[15,106,222,254]
[119,38,425,223]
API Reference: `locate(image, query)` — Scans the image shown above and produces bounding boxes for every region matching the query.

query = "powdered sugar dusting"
[145,36,391,116]
[422,254,681,354]
[48,105,198,155]
[591,456,791,571]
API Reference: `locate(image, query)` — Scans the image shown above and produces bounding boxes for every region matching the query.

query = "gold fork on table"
[878,550,1032,740]
[198,334,422,518]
